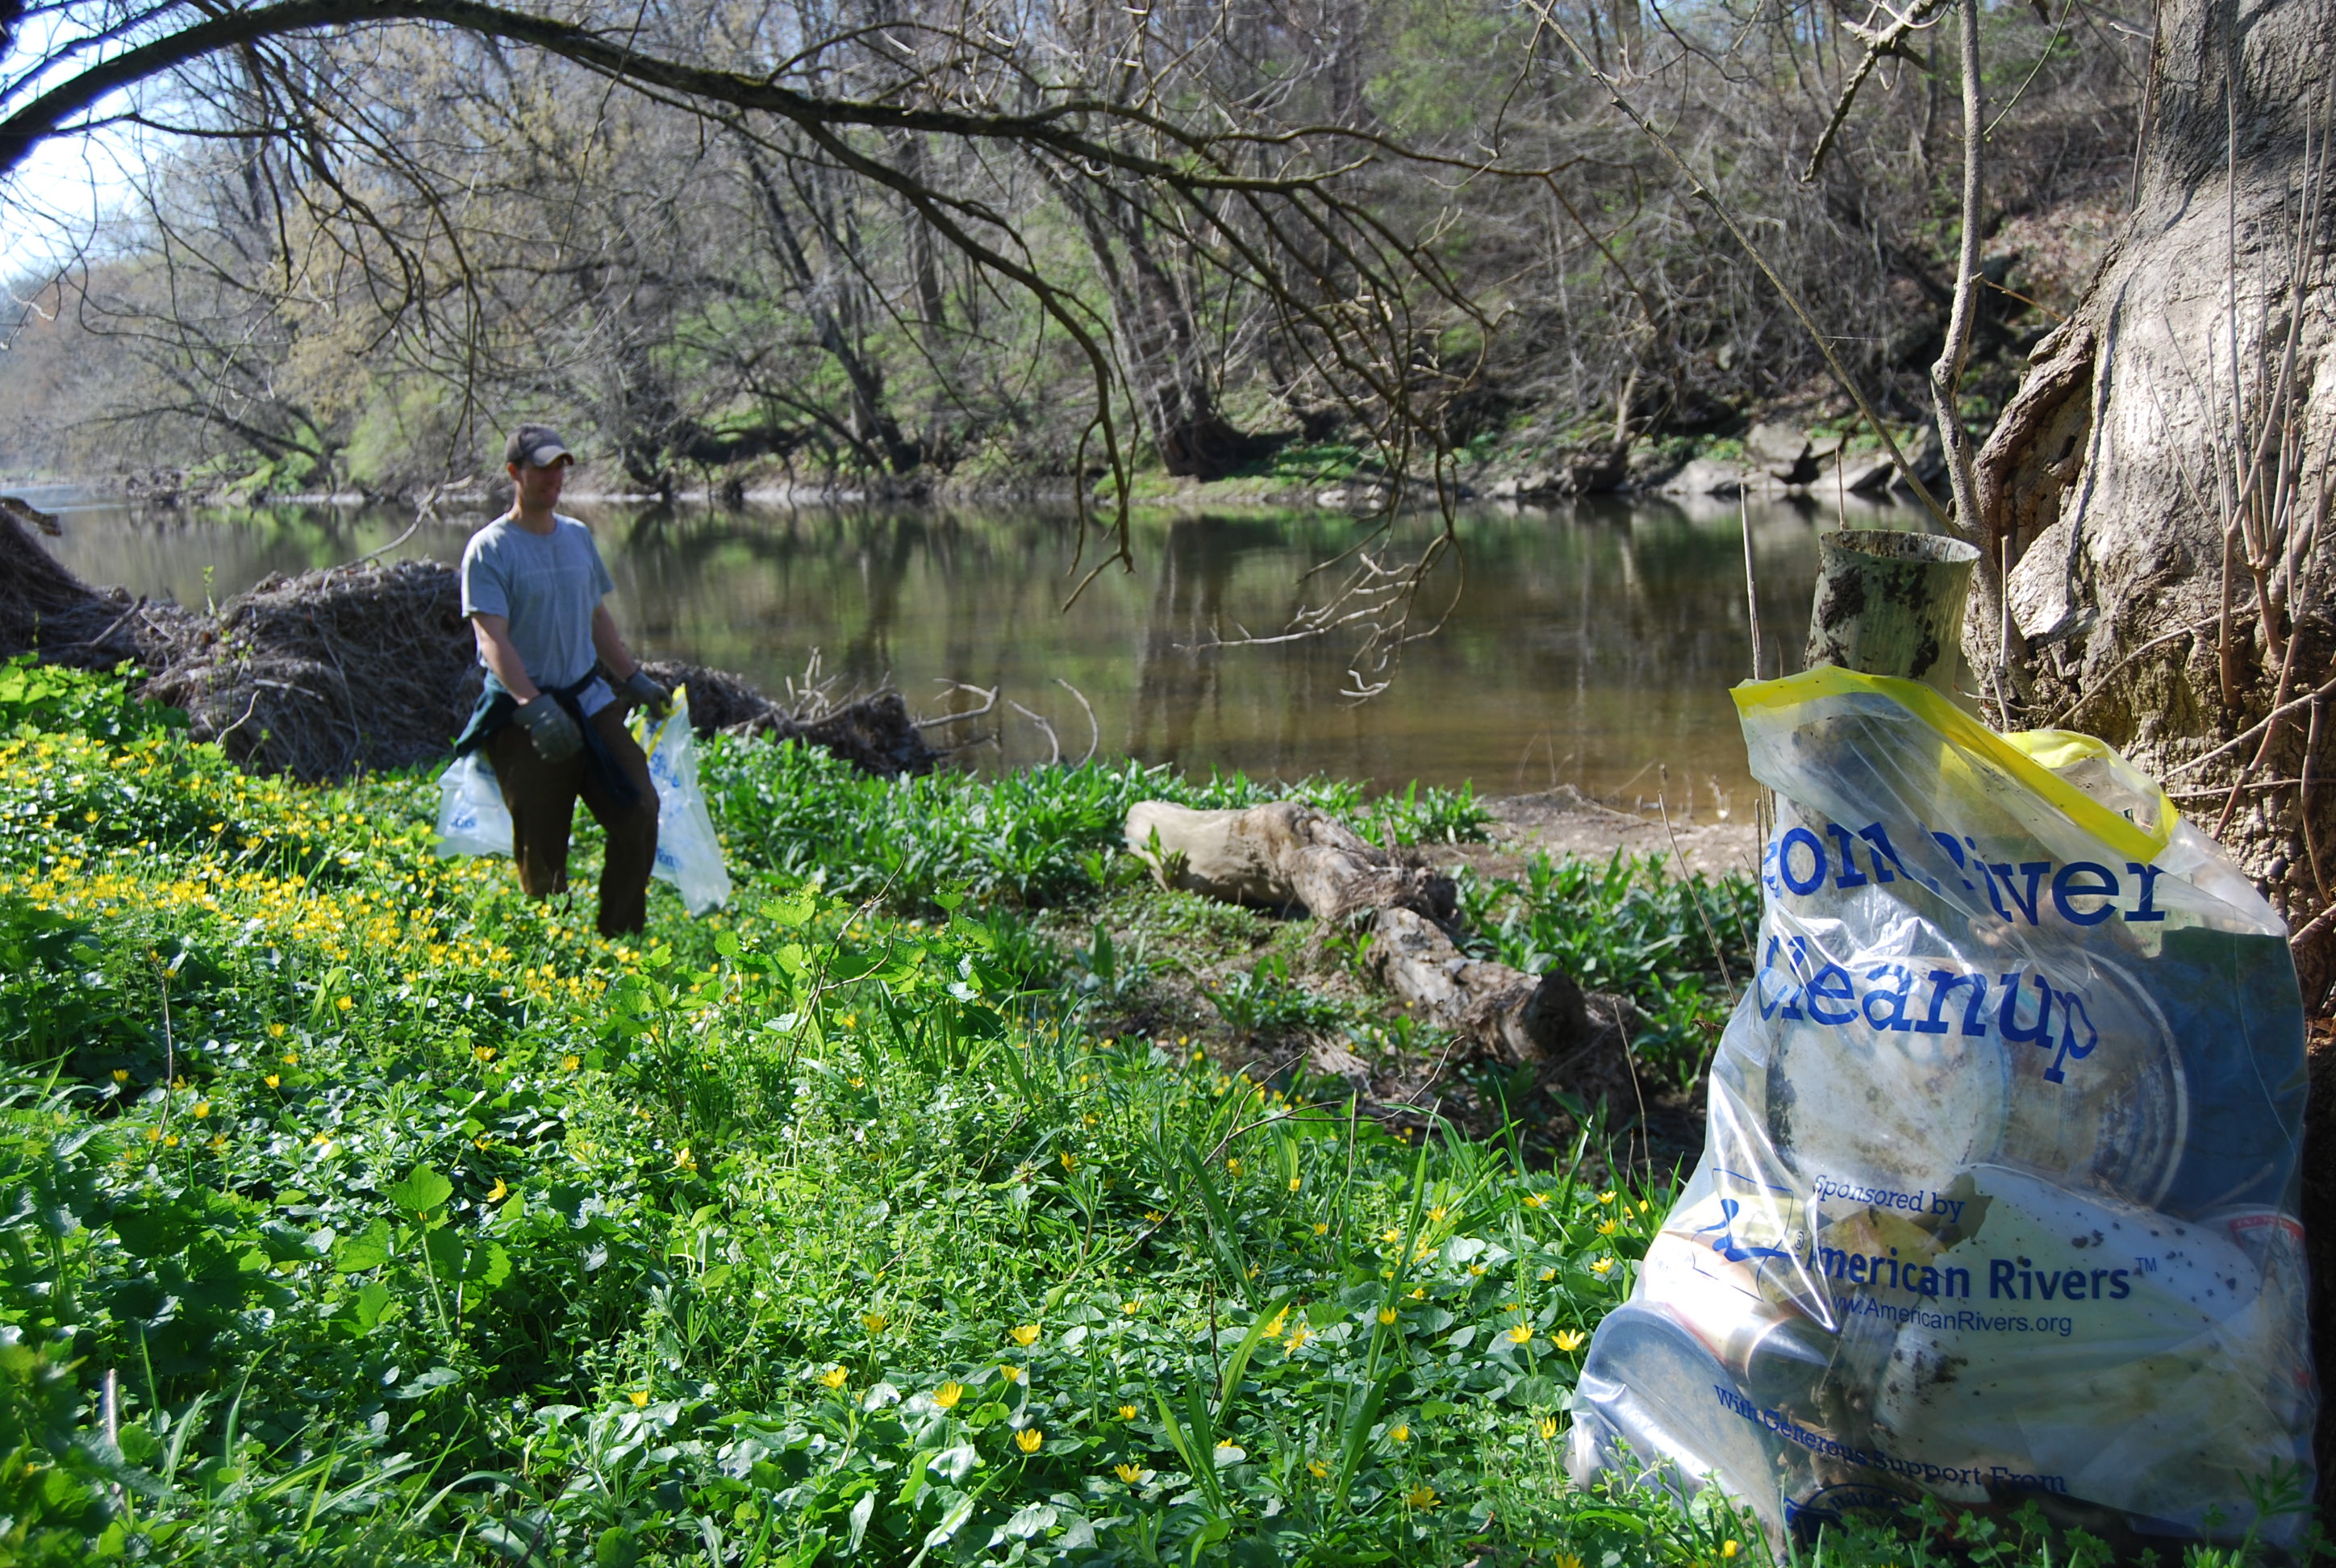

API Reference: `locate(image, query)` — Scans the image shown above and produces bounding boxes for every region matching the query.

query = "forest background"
[0,0,2142,503]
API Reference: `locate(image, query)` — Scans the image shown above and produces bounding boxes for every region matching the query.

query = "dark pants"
[486,704,658,936]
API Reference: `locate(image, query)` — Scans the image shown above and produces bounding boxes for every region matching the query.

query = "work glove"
[620,668,673,722]
[514,696,582,763]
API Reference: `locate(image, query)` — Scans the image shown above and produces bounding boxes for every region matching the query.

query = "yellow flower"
[1283,1323,1311,1351]
[162,1133,179,1148]
[283,1053,299,1065]
[933,1382,965,1410]
[1721,1542,1740,1559]
[1409,1287,1425,1300]
[1406,1484,1438,1508]
[1121,1299,1141,1315]
[1638,1200,1650,1213]
[1523,1192,1548,1209]
[1378,1307,1399,1325]
[818,1366,849,1390]
[1382,1228,1402,1245]
[1538,1416,1560,1440]
[335,996,354,1013]
[310,1132,332,1146]
[1145,1210,1165,1224]
[1312,1222,1329,1235]
[473,1045,496,1063]
[630,1391,650,1407]
[1011,1324,1041,1347]
[487,1178,509,1202]
[207,1136,227,1151]
[999,1365,1024,1383]
[1264,1307,1289,1339]
[1597,1219,1620,1236]
[1539,1266,1556,1282]
[1468,1264,1486,1277]
[264,1074,280,1089]
[1014,1428,1042,1453]
[1116,1403,1137,1420]
[110,1070,127,1084]
[674,1148,697,1172]
[1224,1157,1242,1176]
[1590,1257,1615,1276]
[1429,1205,1449,1223]
[1555,1551,1585,1568]
[1505,1324,1535,1345]
[1389,1424,1409,1442]
[1308,1460,1329,1479]
[268,1024,286,1039]
[1114,1462,1142,1484]
[1059,1152,1078,1171]
[1554,1329,1588,1352]
[561,1054,582,1073]
[191,1101,210,1119]
[1596,1191,1616,1205]
[862,1312,890,1333]
[1287,1177,1302,1192]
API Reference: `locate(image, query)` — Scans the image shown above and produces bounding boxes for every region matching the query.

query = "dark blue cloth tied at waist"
[451,671,640,812]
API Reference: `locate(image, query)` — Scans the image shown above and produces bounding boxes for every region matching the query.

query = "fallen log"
[1124,799,1454,923]
[1124,800,1641,1082]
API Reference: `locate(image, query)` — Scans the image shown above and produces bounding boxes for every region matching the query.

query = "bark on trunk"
[1967,0,2336,1511]
[1971,0,2336,998]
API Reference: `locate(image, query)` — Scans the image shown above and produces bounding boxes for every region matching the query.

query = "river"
[24,487,1917,805]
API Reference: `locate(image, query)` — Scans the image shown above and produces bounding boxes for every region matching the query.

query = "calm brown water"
[26,489,1917,800]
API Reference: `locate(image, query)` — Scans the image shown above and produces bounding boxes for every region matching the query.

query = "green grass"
[0,660,2296,1566]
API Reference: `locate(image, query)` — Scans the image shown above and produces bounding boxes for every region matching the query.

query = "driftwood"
[1124,800,1641,1086]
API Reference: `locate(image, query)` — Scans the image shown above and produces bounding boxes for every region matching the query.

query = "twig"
[916,681,999,729]
[1054,678,1100,766]
[1739,492,1762,681]
[1007,699,1061,765]
[1658,793,1734,1000]
[1803,0,1950,182]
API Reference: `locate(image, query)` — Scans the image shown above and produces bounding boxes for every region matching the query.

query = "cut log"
[1124,800,1637,1079]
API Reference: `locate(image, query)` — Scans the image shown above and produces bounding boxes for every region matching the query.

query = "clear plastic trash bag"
[635,688,731,916]
[434,749,513,857]
[1569,668,2315,1552]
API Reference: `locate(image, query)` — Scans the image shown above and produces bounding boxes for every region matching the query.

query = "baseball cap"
[503,424,575,469]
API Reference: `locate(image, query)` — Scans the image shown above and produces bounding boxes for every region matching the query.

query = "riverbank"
[0,657,1756,1565]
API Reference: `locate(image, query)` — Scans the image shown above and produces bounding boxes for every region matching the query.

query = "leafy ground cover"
[0,661,2293,1566]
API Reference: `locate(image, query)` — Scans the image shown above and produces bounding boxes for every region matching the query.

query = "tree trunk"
[1061,185,1262,480]
[1973,0,2336,996]
[1968,0,2336,1512]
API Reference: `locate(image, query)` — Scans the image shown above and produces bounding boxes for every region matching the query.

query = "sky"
[0,12,148,288]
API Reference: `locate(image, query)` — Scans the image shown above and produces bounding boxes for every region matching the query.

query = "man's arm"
[590,603,641,682]
[471,614,542,703]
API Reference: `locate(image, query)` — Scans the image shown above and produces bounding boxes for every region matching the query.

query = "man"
[452,424,672,936]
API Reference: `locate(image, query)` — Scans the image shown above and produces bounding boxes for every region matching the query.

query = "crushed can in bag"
[1568,667,2315,1550]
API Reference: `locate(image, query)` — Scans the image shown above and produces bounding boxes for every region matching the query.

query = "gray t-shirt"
[459,514,616,715]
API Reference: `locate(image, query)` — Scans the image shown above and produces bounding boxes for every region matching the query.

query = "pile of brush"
[1,508,940,780]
